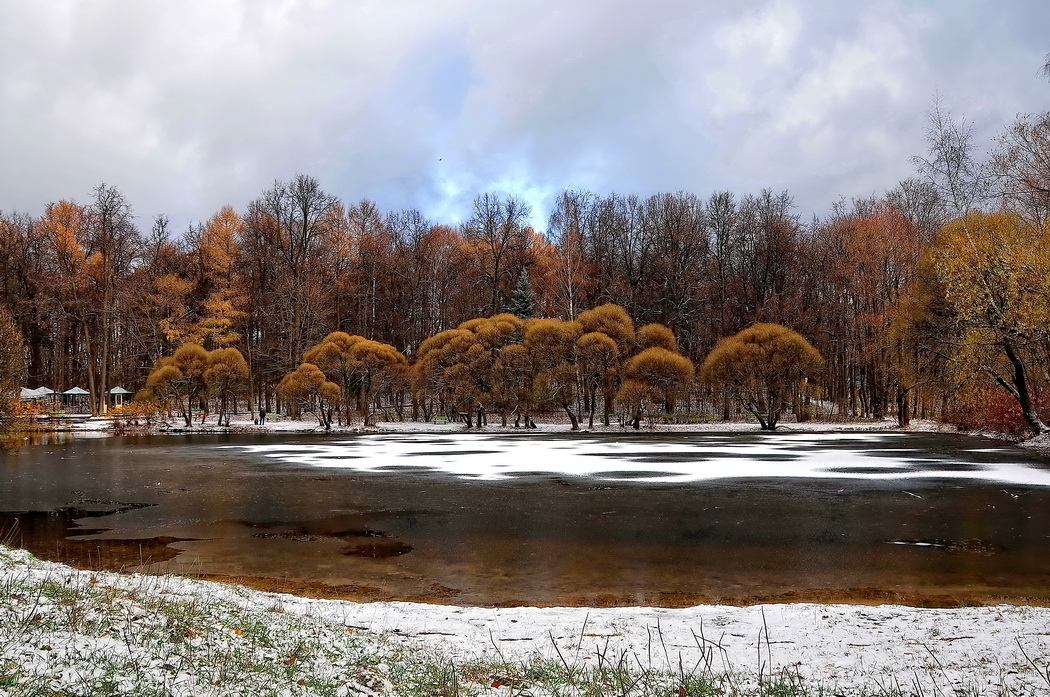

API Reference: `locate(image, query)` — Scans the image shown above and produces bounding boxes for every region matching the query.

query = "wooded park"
[1,106,1049,435]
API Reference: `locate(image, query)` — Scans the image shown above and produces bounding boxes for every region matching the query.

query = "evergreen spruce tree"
[509,268,536,318]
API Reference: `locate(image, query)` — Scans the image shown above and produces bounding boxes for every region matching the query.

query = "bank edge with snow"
[2,546,1050,696]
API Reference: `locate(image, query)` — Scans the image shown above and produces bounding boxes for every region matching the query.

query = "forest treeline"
[1,105,1049,433]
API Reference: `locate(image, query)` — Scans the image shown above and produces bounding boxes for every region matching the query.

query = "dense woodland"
[2,105,1049,433]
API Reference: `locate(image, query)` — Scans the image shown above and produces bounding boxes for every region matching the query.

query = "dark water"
[2,431,1050,607]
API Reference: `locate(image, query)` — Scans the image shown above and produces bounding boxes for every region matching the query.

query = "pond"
[2,430,1050,607]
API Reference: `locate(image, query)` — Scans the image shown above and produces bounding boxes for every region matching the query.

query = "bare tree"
[463,193,532,316]
[912,96,989,216]
[547,189,594,319]
[992,111,1050,225]
[82,184,141,414]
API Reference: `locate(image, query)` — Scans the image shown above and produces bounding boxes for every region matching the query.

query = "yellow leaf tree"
[617,347,694,429]
[276,363,341,430]
[142,343,210,427]
[915,211,1050,434]
[205,347,249,427]
[576,303,635,426]
[0,305,26,433]
[524,317,583,430]
[701,323,823,431]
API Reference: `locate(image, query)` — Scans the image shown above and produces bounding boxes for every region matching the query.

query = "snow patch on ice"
[224,432,1050,486]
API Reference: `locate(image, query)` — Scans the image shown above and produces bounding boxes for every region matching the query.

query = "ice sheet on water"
[224,432,1050,486]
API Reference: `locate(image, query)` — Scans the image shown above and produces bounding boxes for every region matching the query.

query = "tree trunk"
[997,340,1049,434]
[562,402,579,431]
[896,386,912,428]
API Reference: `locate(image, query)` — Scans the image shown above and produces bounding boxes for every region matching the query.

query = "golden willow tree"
[701,323,824,431]
[142,344,249,427]
[617,347,695,429]
[524,317,583,429]
[412,314,525,428]
[408,304,694,430]
[576,303,635,427]
[302,332,407,426]
[277,363,340,430]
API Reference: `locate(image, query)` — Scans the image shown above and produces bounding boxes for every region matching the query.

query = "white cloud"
[0,0,1047,231]
[714,0,801,64]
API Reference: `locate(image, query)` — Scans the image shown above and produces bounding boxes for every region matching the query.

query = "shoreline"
[46,412,920,436]
[188,571,1050,610]
[2,544,1049,696]
[36,413,1050,457]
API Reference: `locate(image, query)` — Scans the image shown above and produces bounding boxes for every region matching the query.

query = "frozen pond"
[2,430,1050,606]
[234,430,1050,485]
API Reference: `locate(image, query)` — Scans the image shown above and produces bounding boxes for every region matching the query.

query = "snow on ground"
[1,546,1049,696]
[69,410,908,435]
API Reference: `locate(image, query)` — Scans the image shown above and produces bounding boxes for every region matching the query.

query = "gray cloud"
[0,0,1046,233]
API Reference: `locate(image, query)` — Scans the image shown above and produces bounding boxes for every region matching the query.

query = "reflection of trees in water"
[0,433,23,454]
[0,429,76,454]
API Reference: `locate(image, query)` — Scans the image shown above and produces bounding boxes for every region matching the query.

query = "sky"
[0,0,1046,234]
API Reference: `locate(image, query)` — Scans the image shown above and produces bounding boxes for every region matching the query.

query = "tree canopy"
[701,323,823,430]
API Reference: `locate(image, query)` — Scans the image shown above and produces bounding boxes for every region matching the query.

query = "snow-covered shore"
[1,546,1049,696]
[66,411,912,435]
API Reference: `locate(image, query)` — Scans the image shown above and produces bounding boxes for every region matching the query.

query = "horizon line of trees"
[1,104,1049,433]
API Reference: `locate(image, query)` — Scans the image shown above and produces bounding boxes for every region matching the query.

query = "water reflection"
[0,430,78,454]
[0,431,1048,606]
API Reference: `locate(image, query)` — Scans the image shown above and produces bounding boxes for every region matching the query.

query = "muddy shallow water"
[2,430,1050,607]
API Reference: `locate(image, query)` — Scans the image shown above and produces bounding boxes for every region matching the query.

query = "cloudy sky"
[0,0,1046,233]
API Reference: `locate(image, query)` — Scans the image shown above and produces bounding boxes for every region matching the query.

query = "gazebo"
[107,386,134,407]
[60,386,90,413]
[33,387,57,407]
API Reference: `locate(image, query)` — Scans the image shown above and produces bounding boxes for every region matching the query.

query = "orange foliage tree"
[576,303,635,426]
[142,343,211,426]
[205,347,250,426]
[524,317,583,430]
[701,323,823,430]
[412,328,490,426]
[142,344,250,427]
[617,347,695,429]
[304,331,408,426]
[276,363,341,430]
[907,211,1050,434]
